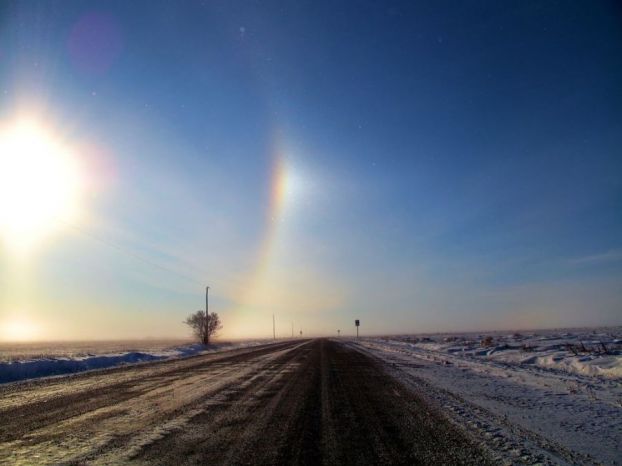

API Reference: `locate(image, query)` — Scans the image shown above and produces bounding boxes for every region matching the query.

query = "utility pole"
[205,286,210,345]
[273,314,275,340]
[338,329,340,337]
[291,322,294,338]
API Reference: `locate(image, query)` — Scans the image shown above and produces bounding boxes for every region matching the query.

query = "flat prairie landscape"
[0,328,620,465]
[0,339,192,362]
[1,1,621,465]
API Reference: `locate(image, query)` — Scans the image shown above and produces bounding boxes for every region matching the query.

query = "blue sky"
[0,1,620,340]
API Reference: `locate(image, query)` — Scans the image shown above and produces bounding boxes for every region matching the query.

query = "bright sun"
[0,119,83,249]
[0,319,39,342]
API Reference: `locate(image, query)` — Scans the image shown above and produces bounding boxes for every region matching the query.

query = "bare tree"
[185,310,222,345]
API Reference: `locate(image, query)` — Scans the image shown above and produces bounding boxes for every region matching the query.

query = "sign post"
[355,319,360,339]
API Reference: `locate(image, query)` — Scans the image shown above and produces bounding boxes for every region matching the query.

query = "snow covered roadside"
[346,331,622,465]
[0,340,266,384]
[396,329,622,379]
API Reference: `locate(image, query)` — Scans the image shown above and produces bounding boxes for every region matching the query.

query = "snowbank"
[0,352,165,383]
[0,341,264,384]
[351,328,622,465]
[376,328,622,379]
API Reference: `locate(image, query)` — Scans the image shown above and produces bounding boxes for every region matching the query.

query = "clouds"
[568,250,622,266]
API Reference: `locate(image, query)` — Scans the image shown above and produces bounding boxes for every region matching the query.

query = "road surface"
[0,339,492,465]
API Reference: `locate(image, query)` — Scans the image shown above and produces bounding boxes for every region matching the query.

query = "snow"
[390,328,622,378]
[0,341,308,465]
[0,340,266,384]
[347,327,622,465]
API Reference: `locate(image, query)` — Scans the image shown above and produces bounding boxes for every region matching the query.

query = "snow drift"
[0,341,263,384]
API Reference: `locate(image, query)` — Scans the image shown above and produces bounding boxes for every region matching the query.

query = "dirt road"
[0,339,491,465]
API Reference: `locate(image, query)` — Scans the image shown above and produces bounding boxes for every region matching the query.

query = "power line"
[62,221,260,295]
[65,222,206,286]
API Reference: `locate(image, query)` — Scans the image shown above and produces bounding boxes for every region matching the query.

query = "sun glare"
[0,119,83,249]
[0,318,40,342]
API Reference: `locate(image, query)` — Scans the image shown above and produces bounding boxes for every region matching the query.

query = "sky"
[0,0,621,341]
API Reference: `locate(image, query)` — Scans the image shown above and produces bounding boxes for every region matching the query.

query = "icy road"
[0,339,493,465]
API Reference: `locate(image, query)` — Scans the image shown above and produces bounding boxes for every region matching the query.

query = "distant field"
[0,339,192,362]
[371,326,622,377]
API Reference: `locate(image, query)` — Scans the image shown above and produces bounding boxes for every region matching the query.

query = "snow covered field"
[0,339,267,384]
[387,327,622,378]
[349,327,622,465]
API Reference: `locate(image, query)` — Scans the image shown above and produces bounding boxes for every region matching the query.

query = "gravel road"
[0,339,492,465]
